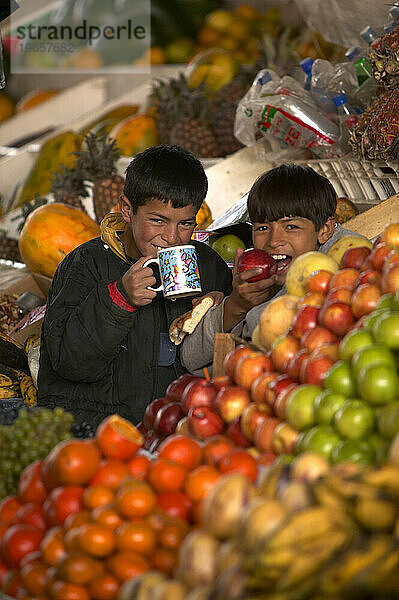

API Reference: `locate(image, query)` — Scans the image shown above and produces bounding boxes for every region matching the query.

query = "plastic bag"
[235,69,341,159]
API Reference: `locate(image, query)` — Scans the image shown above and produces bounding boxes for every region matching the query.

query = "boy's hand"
[122,257,158,307]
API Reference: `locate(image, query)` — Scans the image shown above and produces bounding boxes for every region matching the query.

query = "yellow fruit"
[109,114,158,157]
[327,235,372,266]
[197,26,221,47]
[195,201,213,230]
[234,4,261,20]
[16,89,59,112]
[286,251,339,297]
[150,46,166,64]
[335,197,359,224]
[210,234,245,261]
[205,10,235,33]
[165,37,195,64]
[259,294,299,349]
[0,92,16,122]
[186,49,240,93]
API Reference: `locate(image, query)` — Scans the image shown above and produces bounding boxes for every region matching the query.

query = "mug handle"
[142,257,163,291]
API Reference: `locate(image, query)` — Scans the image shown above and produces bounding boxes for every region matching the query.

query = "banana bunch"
[0,362,37,406]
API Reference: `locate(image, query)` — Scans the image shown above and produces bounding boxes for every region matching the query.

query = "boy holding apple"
[181,163,365,374]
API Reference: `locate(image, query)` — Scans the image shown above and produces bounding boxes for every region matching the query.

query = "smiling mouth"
[271,254,292,272]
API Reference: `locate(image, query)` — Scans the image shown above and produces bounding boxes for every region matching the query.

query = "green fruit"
[377,401,399,439]
[352,344,396,379]
[369,433,390,465]
[301,424,342,461]
[357,363,399,405]
[273,453,295,466]
[334,399,375,440]
[372,312,399,350]
[339,328,374,361]
[363,309,390,331]
[165,37,196,63]
[286,384,321,431]
[376,293,396,311]
[211,234,245,261]
[314,389,347,425]
[323,360,357,397]
[331,439,375,466]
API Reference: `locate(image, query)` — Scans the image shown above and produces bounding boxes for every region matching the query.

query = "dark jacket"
[37,215,232,427]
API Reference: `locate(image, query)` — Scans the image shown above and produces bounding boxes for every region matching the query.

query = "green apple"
[363,309,390,331]
[273,454,295,466]
[357,363,399,405]
[286,384,321,431]
[372,312,399,350]
[376,293,396,311]
[301,425,341,461]
[331,439,376,466]
[377,401,399,439]
[351,344,396,379]
[334,399,375,440]
[323,360,357,397]
[369,433,390,465]
[210,234,245,261]
[339,329,374,362]
[314,389,347,425]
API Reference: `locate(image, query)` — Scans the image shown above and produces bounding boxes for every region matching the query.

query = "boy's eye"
[180,221,196,227]
[150,218,164,224]
[255,225,270,232]
[286,224,299,230]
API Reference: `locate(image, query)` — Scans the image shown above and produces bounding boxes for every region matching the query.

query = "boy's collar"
[100,213,130,263]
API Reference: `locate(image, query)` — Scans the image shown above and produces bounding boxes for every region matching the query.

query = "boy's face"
[252,216,335,285]
[120,196,197,258]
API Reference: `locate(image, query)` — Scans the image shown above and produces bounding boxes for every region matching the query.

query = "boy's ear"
[317,216,335,245]
[119,194,132,223]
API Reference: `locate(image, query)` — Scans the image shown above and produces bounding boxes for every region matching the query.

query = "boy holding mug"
[38,145,232,428]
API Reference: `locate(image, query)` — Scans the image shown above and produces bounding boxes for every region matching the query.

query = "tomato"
[115,481,156,519]
[184,465,220,502]
[115,520,156,555]
[217,450,258,482]
[89,573,119,600]
[126,455,151,481]
[77,524,117,558]
[40,526,66,567]
[1,524,44,568]
[106,552,150,581]
[20,560,49,596]
[0,496,23,524]
[13,503,46,530]
[90,459,130,489]
[42,486,84,526]
[18,461,47,505]
[56,553,103,585]
[147,458,187,493]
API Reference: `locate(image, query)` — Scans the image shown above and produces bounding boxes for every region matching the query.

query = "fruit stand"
[0,1,399,599]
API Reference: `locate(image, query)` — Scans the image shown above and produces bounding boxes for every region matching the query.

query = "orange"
[158,519,189,551]
[106,552,150,582]
[89,573,119,600]
[47,440,101,486]
[20,561,49,596]
[0,495,23,524]
[126,455,151,481]
[52,581,90,600]
[91,504,123,531]
[157,435,203,470]
[156,491,192,522]
[77,524,117,558]
[184,465,220,502]
[203,435,234,467]
[147,458,187,493]
[96,415,143,460]
[90,459,130,489]
[82,486,114,510]
[40,527,66,567]
[63,510,91,530]
[151,547,177,576]
[218,449,258,482]
[56,553,103,585]
[115,481,156,519]
[64,527,82,553]
[115,520,156,555]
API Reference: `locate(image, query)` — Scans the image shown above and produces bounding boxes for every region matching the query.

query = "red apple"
[240,403,269,442]
[287,349,310,381]
[213,385,251,424]
[271,422,301,455]
[355,270,381,287]
[264,374,296,411]
[301,326,337,352]
[382,250,399,276]
[223,345,252,378]
[136,421,147,435]
[380,223,399,249]
[274,384,298,419]
[298,292,325,308]
[143,397,170,430]
[367,243,392,271]
[165,374,200,403]
[234,352,273,389]
[258,451,278,466]
[340,246,371,270]
[182,379,217,414]
[143,430,164,451]
[226,416,251,447]
[270,334,300,373]
[250,372,278,411]
[300,354,335,386]
[292,305,320,338]
[253,417,282,453]
[329,268,359,291]
[175,416,191,436]
[309,342,339,361]
[381,262,399,295]
[153,402,185,435]
[318,301,354,336]
[325,287,352,305]
[351,283,381,318]
[188,406,225,440]
[211,375,234,392]
[237,248,277,282]
[306,270,332,294]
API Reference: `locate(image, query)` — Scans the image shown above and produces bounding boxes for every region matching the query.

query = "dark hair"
[124,145,208,213]
[248,164,337,231]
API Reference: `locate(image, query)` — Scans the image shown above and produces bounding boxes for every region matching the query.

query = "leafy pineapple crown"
[74,132,121,182]
[51,164,88,197]
[149,73,212,121]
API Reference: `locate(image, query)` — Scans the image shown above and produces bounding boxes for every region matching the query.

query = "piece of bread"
[169,295,215,345]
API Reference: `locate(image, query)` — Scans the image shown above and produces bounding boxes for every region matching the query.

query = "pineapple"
[369,25,399,88]
[0,233,21,262]
[75,132,125,222]
[51,164,88,211]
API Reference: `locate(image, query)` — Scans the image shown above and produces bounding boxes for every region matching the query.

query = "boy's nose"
[268,226,284,248]
[163,226,178,245]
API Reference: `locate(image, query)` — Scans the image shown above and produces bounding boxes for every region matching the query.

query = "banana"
[360,464,399,498]
[266,507,347,550]
[312,479,348,514]
[19,375,37,407]
[258,464,291,500]
[254,547,296,573]
[0,386,19,399]
[319,535,394,596]
[353,496,398,533]
[323,472,379,502]
[0,374,14,387]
